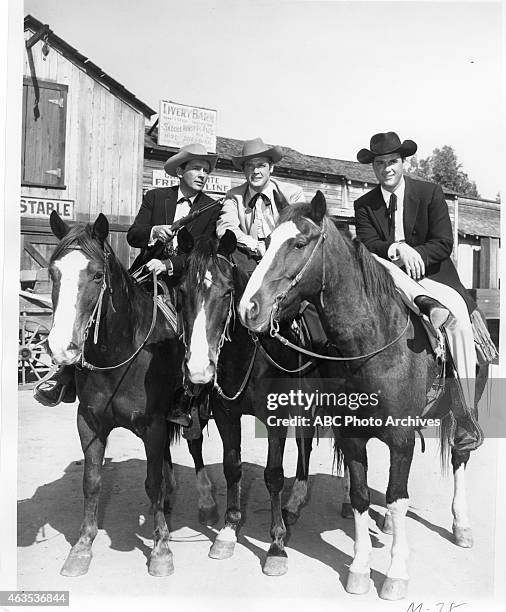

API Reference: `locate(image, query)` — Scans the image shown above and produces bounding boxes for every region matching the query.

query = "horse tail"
[332,437,345,477]
[438,412,453,476]
[167,421,181,447]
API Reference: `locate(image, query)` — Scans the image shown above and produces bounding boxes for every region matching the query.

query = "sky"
[21,0,503,199]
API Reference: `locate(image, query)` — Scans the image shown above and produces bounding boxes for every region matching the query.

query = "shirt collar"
[177,188,197,205]
[381,175,405,206]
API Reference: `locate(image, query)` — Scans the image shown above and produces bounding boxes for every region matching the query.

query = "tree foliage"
[406,145,480,198]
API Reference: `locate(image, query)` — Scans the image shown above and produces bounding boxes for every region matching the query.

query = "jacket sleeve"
[354,202,393,260]
[216,194,258,251]
[127,190,156,248]
[412,184,453,267]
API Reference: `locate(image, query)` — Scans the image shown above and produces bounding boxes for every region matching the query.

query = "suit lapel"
[164,186,178,225]
[403,177,419,240]
[368,186,390,240]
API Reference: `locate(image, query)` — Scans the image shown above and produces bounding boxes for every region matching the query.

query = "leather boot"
[414,295,450,330]
[167,387,192,427]
[33,365,76,406]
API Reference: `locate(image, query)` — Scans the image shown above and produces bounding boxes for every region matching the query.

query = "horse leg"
[341,465,354,519]
[263,433,288,576]
[451,449,473,547]
[283,426,313,525]
[209,410,242,560]
[341,438,372,595]
[186,425,219,525]
[379,437,414,601]
[143,418,174,577]
[61,411,108,577]
[162,445,177,516]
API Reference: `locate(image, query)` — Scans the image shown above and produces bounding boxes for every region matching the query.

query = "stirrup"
[33,380,67,407]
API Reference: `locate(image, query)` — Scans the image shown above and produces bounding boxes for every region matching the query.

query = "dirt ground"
[17,385,501,612]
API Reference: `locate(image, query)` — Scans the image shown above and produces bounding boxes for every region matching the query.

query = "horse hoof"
[382,513,394,535]
[60,550,92,577]
[148,552,174,577]
[209,539,236,560]
[282,509,299,526]
[345,571,370,594]
[198,504,219,526]
[453,526,474,548]
[380,577,409,601]
[341,502,353,519]
[263,554,288,576]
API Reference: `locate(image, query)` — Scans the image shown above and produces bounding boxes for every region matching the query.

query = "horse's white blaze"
[187,300,213,383]
[48,250,89,362]
[350,509,372,574]
[385,498,409,580]
[239,221,299,320]
[204,270,213,289]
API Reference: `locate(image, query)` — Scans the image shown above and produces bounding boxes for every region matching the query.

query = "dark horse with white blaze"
[177,227,317,576]
[46,211,217,577]
[238,192,486,600]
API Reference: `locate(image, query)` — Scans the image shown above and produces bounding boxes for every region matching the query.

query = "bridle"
[268,216,410,362]
[67,246,159,371]
[182,253,313,402]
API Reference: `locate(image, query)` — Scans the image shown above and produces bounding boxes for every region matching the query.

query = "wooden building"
[21,15,155,276]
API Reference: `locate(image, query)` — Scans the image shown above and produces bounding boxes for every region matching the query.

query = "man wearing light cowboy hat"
[216,137,305,270]
[128,142,220,282]
[354,131,491,451]
[34,143,220,418]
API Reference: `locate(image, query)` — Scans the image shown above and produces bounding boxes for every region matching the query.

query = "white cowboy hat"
[164,143,218,177]
[232,137,283,170]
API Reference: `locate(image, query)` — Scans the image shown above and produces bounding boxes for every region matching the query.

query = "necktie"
[248,193,271,239]
[388,193,397,238]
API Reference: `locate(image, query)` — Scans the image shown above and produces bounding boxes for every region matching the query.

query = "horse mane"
[185,235,220,288]
[280,204,400,303]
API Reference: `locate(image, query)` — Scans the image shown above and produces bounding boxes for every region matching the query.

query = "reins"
[80,252,160,371]
[268,216,410,362]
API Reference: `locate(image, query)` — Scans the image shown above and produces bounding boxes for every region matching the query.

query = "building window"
[21,78,68,188]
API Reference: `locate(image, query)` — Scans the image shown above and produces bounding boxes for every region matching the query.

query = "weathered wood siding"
[22,31,145,226]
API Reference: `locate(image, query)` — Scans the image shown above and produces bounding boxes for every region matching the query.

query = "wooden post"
[479,237,499,289]
[452,195,459,267]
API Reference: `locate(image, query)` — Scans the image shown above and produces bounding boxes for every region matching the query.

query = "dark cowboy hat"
[357,132,417,164]
[232,137,283,170]
[164,143,218,177]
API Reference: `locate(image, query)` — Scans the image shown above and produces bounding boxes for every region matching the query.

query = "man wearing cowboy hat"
[34,144,219,422]
[354,131,481,450]
[216,137,305,270]
[128,142,220,281]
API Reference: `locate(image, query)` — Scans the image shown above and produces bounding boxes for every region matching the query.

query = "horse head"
[47,211,110,365]
[178,227,238,385]
[239,191,327,333]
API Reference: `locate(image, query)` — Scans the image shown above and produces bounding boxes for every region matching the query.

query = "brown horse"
[238,191,486,600]
[46,211,216,577]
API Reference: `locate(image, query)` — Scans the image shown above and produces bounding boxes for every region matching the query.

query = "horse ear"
[50,211,70,240]
[273,189,289,211]
[309,190,327,224]
[92,213,109,242]
[217,230,237,256]
[177,226,194,253]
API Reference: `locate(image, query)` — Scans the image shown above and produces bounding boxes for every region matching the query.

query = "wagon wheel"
[18,316,52,388]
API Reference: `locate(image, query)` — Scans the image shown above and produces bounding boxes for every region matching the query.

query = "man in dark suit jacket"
[354,132,479,448]
[35,144,221,415]
[128,143,220,283]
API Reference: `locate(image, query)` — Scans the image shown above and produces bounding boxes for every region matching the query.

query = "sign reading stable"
[20,197,75,219]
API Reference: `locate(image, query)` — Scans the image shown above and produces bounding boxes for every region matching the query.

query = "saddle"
[130,267,178,333]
